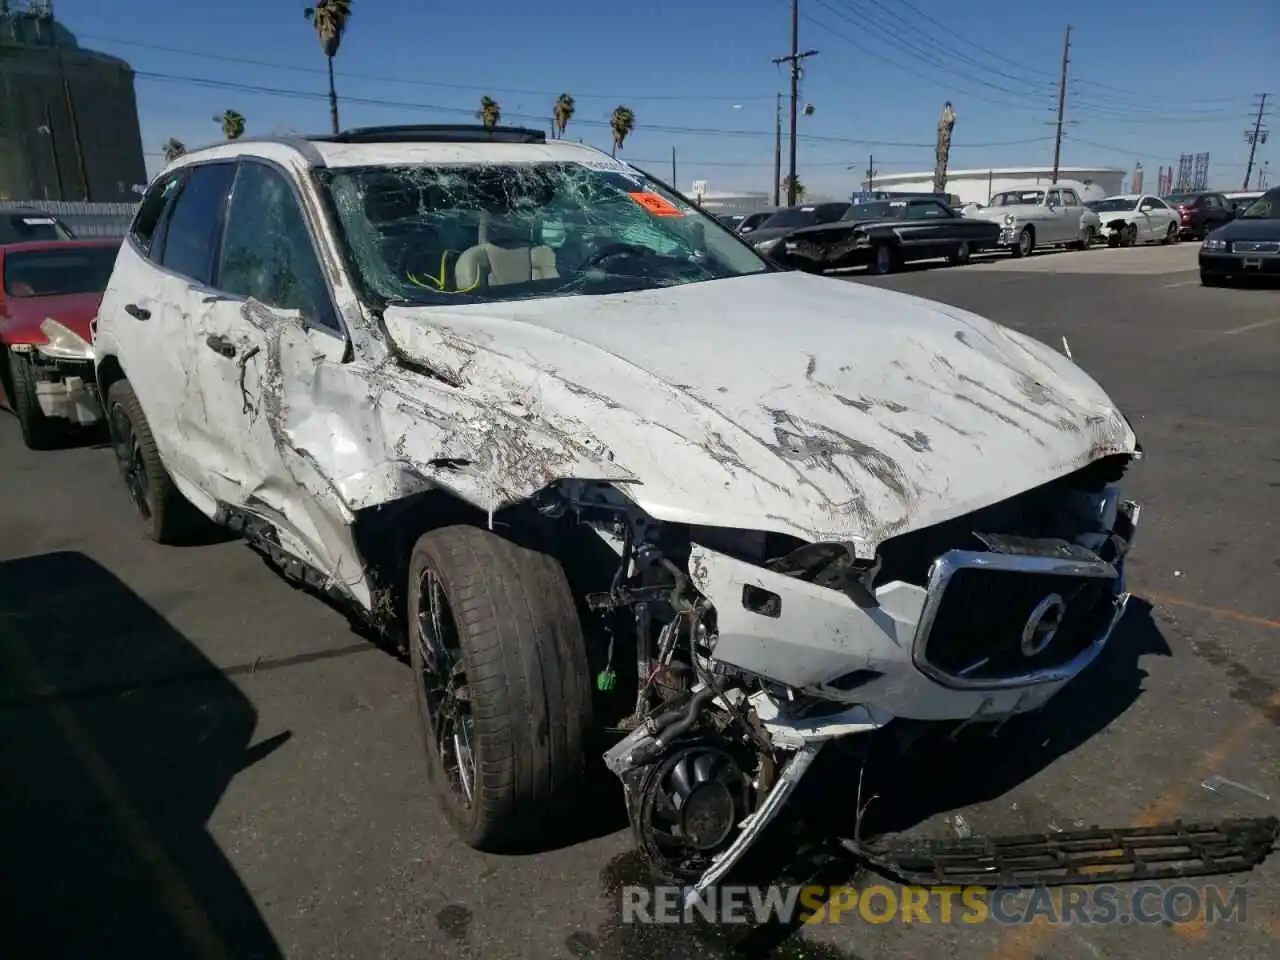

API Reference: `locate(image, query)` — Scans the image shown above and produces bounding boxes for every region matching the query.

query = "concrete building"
[0,2,147,202]
[862,166,1127,206]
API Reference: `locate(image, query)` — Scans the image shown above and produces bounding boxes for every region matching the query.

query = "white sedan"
[1091,194,1181,246]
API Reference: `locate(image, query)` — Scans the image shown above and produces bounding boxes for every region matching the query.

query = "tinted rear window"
[0,214,74,244]
[3,246,120,298]
[159,163,236,284]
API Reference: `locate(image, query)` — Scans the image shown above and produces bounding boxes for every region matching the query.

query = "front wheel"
[1123,224,1138,247]
[948,240,971,265]
[6,351,59,450]
[1011,227,1034,258]
[407,524,593,851]
[867,243,897,275]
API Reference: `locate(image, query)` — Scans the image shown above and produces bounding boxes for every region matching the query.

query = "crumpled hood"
[383,271,1136,554]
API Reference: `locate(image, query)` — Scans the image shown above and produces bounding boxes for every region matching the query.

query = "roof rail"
[313,124,548,145]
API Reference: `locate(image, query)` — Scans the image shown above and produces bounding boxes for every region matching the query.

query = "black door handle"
[124,303,150,321]
[205,334,237,358]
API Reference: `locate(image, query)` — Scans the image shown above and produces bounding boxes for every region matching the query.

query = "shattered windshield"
[323,161,770,304]
[1092,197,1139,212]
[991,191,1045,206]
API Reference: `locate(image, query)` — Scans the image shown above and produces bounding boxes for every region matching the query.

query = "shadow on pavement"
[575,598,1170,958]
[0,551,288,959]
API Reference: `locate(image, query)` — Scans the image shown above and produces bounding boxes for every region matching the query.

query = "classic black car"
[771,197,1003,275]
[1199,186,1280,286]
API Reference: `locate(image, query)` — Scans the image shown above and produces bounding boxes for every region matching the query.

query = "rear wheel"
[106,379,199,543]
[407,524,593,851]
[6,351,60,450]
[1162,223,1178,244]
[948,240,971,265]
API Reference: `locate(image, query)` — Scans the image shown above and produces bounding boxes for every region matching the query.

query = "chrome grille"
[1232,241,1280,254]
[911,546,1121,689]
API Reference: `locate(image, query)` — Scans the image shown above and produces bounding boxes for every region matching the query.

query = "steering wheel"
[577,242,658,271]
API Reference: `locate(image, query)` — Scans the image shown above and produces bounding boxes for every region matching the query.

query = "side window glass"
[1062,190,1081,205]
[130,172,182,256]
[218,162,337,331]
[160,163,236,284]
[1047,190,1063,206]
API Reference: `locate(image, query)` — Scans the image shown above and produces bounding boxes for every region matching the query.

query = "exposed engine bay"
[514,453,1184,896]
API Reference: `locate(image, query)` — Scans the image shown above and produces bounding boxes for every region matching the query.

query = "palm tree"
[477,96,501,130]
[215,110,246,140]
[933,101,956,193]
[303,1,352,135]
[610,105,635,157]
[781,175,805,201]
[161,138,186,163]
[552,93,575,140]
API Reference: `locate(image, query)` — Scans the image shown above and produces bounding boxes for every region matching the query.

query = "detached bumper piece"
[843,817,1279,887]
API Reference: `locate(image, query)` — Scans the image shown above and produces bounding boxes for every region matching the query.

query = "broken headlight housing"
[36,318,94,362]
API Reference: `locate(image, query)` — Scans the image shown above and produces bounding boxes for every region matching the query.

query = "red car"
[0,239,120,448]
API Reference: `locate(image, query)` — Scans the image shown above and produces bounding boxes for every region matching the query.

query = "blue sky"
[56,0,1277,196]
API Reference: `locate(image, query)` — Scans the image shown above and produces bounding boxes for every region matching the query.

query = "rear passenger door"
[191,158,352,578]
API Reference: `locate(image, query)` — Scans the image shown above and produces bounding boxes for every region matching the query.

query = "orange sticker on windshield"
[628,192,684,217]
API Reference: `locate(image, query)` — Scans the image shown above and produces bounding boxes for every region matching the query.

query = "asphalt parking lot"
[2,241,1277,960]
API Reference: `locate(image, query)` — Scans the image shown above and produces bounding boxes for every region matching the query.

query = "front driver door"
[191,158,352,579]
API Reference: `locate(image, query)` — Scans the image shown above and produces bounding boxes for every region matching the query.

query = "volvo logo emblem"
[1021,594,1066,657]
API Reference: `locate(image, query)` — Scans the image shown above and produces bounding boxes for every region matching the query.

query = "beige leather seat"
[455,213,559,289]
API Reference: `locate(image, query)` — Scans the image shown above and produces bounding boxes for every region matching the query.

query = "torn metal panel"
[382,271,1137,556]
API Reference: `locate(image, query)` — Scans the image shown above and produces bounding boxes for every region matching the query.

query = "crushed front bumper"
[31,357,102,425]
[688,501,1139,730]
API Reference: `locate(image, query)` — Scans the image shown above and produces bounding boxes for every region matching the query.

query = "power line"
[130,69,1052,149]
[819,1,1242,122]
[82,33,773,104]
[873,1,1244,108]
[816,0,1057,106]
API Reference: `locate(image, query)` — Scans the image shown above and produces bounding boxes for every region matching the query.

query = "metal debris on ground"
[1202,775,1272,803]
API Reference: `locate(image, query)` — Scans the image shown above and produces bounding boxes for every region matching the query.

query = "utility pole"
[1050,24,1071,185]
[772,93,782,207]
[772,0,817,207]
[1243,93,1269,191]
[866,154,875,192]
[671,146,677,187]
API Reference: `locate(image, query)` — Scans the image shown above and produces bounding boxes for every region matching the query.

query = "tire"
[105,379,199,544]
[1075,226,1095,249]
[1162,223,1178,245]
[6,351,60,450]
[1011,227,1034,258]
[948,240,971,265]
[407,524,593,851]
[868,243,896,275]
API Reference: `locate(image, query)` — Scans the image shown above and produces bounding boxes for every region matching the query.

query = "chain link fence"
[8,199,137,238]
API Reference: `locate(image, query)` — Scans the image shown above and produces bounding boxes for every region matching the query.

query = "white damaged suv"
[93,125,1175,893]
